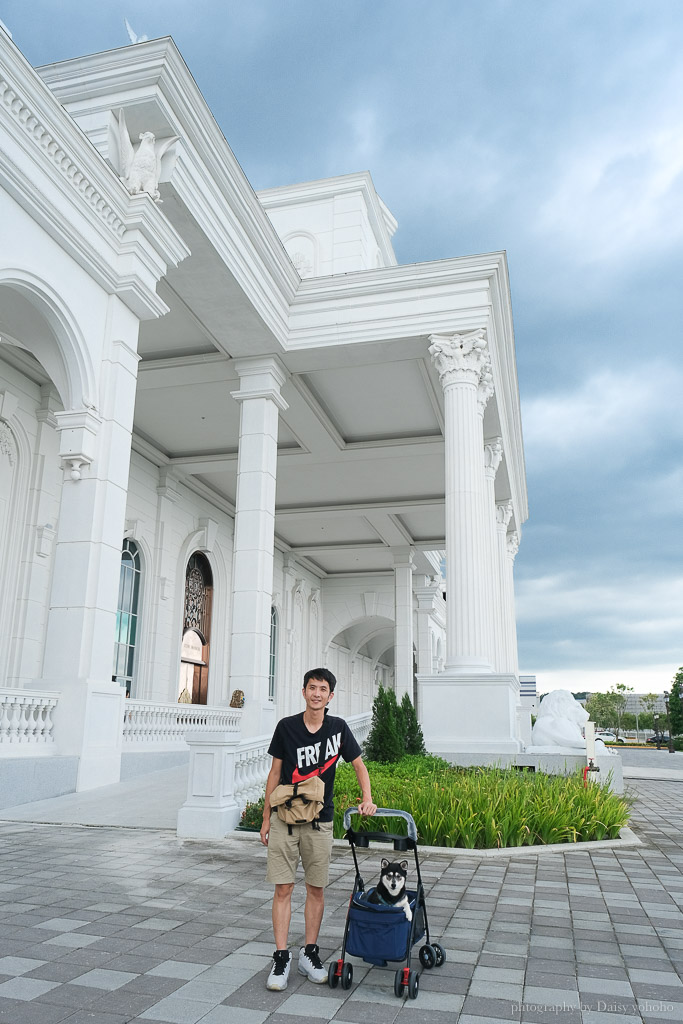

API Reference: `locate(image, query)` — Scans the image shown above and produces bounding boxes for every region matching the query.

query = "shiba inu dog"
[367,858,412,920]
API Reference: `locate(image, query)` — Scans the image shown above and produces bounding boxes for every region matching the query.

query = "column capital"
[54,407,101,480]
[230,356,288,411]
[392,545,415,571]
[428,328,494,410]
[484,437,504,477]
[496,500,514,530]
[506,530,520,560]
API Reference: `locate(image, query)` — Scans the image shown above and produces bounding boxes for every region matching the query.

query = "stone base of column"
[416,672,523,754]
[37,677,125,791]
[177,731,241,839]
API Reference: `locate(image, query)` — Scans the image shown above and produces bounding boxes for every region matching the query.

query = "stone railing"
[347,711,372,748]
[122,700,242,750]
[234,735,271,806]
[0,688,58,753]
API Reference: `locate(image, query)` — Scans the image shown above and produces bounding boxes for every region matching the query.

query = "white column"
[505,530,520,676]
[393,547,415,702]
[228,358,287,737]
[39,333,140,790]
[484,438,504,670]
[429,329,494,672]
[495,501,514,673]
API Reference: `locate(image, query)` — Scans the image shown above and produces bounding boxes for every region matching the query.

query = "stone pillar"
[429,329,494,672]
[393,547,415,702]
[177,730,242,838]
[484,438,504,671]
[505,530,520,677]
[38,335,140,790]
[228,358,287,737]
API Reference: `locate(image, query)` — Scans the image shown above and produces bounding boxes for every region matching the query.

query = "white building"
[0,33,528,808]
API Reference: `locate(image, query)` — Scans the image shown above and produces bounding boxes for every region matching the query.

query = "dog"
[367,858,412,920]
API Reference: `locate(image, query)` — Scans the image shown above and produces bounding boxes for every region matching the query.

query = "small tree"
[586,692,616,731]
[364,684,404,763]
[669,669,683,738]
[641,693,662,736]
[400,692,426,755]
[610,682,632,740]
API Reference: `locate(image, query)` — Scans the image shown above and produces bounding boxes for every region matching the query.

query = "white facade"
[0,32,528,803]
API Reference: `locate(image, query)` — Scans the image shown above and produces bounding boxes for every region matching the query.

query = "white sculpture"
[124,18,148,44]
[116,109,178,203]
[527,689,613,755]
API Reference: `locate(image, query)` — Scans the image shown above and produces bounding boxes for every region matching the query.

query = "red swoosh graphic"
[292,753,339,783]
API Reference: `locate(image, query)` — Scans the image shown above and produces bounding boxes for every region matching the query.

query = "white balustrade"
[347,711,372,748]
[122,700,242,750]
[0,688,58,753]
[234,735,271,806]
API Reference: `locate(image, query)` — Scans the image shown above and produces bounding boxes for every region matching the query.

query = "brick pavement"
[0,775,680,1024]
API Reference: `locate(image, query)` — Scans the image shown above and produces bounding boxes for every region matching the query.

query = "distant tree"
[610,682,632,740]
[364,684,404,763]
[620,712,637,733]
[640,693,661,717]
[400,692,426,755]
[669,669,683,738]
[638,712,654,732]
[586,692,616,731]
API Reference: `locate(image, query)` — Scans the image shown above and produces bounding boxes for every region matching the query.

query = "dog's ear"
[400,860,408,871]
[381,858,389,870]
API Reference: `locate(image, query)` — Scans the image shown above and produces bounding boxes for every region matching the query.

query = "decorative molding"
[54,408,100,481]
[0,421,17,465]
[0,389,19,421]
[197,516,218,553]
[35,524,56,558]
[506,530,519,560]
[0,77,126,240]
[428,329,494,411]
[484,437,504,476]
[496,501,514,530]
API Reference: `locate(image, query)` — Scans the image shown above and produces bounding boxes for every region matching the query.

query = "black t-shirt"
[268,712,362,822]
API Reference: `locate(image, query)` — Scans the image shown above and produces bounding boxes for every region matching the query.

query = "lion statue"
[528,689,612,755]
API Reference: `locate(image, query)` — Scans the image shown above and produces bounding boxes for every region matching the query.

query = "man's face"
[302,677,333,711]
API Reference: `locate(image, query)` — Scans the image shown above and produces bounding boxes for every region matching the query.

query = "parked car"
[646,734,670,745]
[596,732,624,743]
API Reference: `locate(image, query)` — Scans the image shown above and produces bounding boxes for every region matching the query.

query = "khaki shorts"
[265,811,334,887]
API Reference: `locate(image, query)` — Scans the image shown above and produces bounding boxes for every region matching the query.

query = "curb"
[229,824,642,858]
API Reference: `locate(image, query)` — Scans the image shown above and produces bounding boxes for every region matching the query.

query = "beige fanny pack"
[270,775,325,826]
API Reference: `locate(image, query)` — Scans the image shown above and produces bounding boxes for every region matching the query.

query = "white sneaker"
[267,949,290,991]
[298,943,327,983]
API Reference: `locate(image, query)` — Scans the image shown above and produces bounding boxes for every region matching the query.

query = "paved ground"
[0,752,681,1023]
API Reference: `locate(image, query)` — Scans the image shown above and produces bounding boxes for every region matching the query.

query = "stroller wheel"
[432,942,446,967]
[408,970,419,999]
[394,968,404,997]
[341,962,353,989]
[328,961,339,988]
[419,944,436,969]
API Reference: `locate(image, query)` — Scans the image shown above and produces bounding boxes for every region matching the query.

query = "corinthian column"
[484,438,504,670]
[428,329,494,673]
[505,530,520,676]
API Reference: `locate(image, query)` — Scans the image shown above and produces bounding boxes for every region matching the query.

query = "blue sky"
[3,1,682,694]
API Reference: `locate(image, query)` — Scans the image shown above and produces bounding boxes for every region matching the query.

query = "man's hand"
[260,818,270,846]
[357,800,377,816]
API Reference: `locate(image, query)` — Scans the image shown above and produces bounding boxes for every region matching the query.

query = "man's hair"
[303,668,337,693]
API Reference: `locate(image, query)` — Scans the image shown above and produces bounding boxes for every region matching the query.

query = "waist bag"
[270,776,325,827]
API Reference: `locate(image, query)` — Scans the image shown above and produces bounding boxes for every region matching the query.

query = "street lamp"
[663,691,674,754]
[654,712,661,750]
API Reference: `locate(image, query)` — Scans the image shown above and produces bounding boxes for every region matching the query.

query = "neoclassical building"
[0,32,528,804]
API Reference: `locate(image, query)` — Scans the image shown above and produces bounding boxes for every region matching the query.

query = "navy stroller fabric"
[344,888,425,966]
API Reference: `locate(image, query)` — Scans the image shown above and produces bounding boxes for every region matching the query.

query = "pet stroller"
[327,807,446,1000]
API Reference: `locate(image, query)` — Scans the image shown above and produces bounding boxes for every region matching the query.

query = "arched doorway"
[179,552,213,704]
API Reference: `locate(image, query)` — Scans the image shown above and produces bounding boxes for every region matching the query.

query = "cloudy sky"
[3,0,682,694]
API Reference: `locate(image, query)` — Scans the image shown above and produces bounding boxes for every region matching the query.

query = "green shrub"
[334,756,630,848]
[238,796,265,830]
[673,736,683,751]
[401,692,426,756]
[363,684,404,762]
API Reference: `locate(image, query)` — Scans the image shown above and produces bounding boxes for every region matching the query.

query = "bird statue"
[116,109,179,203]
[124,18,148,44]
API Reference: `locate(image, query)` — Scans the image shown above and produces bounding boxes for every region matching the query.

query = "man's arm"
[260,756,283,846]
[350,755,377,816]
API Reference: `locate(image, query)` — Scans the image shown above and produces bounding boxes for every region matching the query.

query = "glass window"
[269,607,278,700]
[113,539,141,696]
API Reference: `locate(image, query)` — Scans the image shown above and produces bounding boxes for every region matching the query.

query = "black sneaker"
[267,949,291,991]
[298,943,327,983]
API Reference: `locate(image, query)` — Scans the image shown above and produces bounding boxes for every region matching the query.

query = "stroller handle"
[343,806,418,842]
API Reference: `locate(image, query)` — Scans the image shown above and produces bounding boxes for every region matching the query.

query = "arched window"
[179,553,213,704]
[114,539,141,696]
[269,607,278,700]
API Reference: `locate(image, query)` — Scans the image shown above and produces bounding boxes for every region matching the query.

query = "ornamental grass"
[333,755,630,848]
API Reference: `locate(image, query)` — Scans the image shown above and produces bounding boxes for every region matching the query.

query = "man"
[260,667,376,991]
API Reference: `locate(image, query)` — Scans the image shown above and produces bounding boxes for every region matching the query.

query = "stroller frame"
[327,807,446,1000]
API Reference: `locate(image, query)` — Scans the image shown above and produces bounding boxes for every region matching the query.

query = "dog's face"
[379,858,408,896]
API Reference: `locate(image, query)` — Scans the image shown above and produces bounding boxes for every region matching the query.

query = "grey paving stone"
[0,976,59,1000]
